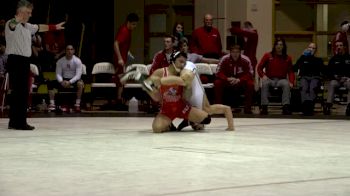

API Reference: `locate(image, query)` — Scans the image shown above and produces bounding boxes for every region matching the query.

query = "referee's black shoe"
[8,124,35,130]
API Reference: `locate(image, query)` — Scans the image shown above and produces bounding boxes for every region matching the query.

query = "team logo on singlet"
[163,87,181,102]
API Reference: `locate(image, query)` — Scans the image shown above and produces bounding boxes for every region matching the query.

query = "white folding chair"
[30,64,39,76]
[195,63,213,75]
[195,63,215,89]
[146,64,152,74]
[209,63,218,75]
[90,62,116,109]
[126,64,149,76]
[82,64,87,75]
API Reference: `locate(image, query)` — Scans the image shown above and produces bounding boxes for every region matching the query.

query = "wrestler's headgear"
[170,51,187,73]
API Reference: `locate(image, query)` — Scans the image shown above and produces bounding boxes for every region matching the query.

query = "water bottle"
[128,97,139,113]
[40,99,47,112]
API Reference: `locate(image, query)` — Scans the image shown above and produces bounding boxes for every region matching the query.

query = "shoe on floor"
[323,103,332,115]
[346,103,350,116]
[48,104,56,112]
[260,105,268,115]
[60,106,69,113]
[8,124,35,130]
[302,100,314,116]
[282,104,292,115]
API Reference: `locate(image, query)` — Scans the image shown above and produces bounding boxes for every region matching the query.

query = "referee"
[5,0,65,130]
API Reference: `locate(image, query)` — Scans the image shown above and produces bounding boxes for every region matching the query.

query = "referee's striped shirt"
[5,20,38,57]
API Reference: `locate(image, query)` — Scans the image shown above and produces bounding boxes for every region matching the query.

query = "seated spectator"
[323,41,350,116]
[0,36,7,110]
[178,37,219,64]
[0,36,7,78]
[257,37,295,115]
[178,37,219,84]
[0,19,5,37]
[146,35,176,113]
[172,22,185,49]
[47,45,84,112]
[149,34,176,74]
[31,33,43,60]
[214,45,254,114]
[294,42,324,116]
[30,33,48,87]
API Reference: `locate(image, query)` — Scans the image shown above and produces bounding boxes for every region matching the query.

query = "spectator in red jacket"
[229,21,258,71]
[257,37,295,115]
[190,14,222,59]
[214,45,254,114]
[149,34,175,74]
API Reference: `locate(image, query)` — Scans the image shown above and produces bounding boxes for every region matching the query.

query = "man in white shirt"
[47,45,84,112]
[5,0,65,130]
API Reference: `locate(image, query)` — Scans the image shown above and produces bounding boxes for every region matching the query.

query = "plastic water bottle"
[128,97,139,113]
[40,99,47,112]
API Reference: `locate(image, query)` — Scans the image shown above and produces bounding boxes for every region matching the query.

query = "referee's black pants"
[7,54,30,127]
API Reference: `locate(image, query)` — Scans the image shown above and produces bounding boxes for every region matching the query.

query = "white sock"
[76,99,81,106]
[50,100,55,105]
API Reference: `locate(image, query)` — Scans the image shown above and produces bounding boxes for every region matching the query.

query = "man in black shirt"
[294,43,324,115]
[324,41,350,116]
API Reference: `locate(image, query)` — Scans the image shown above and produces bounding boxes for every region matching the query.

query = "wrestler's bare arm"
[202,92,234,131]
[144,70,162,102]
[180,69,195,87]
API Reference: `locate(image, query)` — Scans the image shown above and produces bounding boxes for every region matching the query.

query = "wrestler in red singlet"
[159,67,191,120]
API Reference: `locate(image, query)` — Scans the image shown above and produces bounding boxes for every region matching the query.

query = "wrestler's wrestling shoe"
[141,80,155,93]
[125,64,138,72]
[120,70,142,83]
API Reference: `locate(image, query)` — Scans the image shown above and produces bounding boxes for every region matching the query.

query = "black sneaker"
[302,100,314,116]
[323,103,332,115]
[346,104,350,116]
[169,123,177,131]
[282,104,292,115]
[177,119,189,131]
[8,124,35,130]
[260,105,268,115]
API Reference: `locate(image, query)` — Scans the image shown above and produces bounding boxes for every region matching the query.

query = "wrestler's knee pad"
[200,115,211,124]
